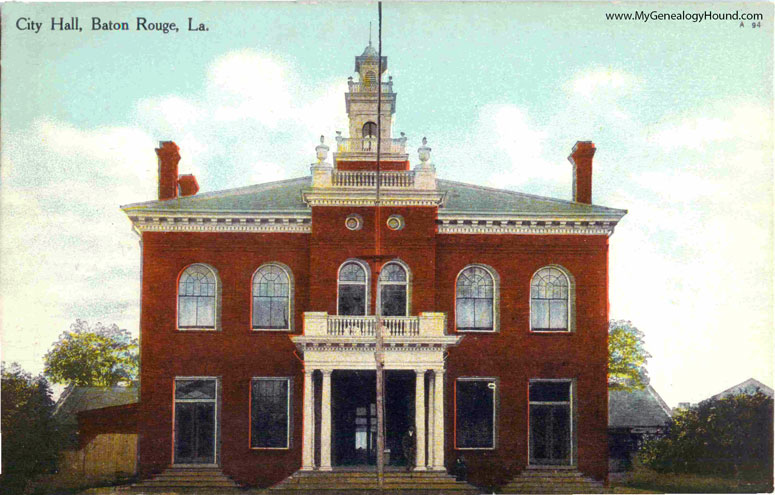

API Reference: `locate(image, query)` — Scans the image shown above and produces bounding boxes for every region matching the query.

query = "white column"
[432,369,445,471]
[428,373,435,468]
[301,370,315,470]
[414,369,427,470]
[320,370,333,471]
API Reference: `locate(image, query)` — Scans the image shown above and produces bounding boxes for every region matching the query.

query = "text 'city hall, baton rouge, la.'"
[15,17,209,34]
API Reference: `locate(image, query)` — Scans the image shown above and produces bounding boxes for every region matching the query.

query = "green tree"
[608,319,651,391]
[639,392,773,481]
[1,363,66,495]
[44,319,138,386]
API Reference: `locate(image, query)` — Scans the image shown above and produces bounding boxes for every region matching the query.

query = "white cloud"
[567,68,639,98]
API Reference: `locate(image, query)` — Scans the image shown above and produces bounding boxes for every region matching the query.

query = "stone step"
[269,469,480,494]
[129,466,240,492]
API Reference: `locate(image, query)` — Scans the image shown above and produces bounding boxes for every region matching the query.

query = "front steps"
[127,466,241,493]
[498,467,605,494]
[266,469,481,494]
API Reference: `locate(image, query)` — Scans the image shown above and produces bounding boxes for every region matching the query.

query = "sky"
[1,1,772,407]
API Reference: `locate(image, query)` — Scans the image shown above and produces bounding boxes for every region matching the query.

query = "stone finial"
[315,135,330,164]
[418,136,431,165]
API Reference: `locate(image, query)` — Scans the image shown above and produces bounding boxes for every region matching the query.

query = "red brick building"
[122,43,626,491]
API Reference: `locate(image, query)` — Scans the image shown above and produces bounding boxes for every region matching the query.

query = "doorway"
[174,378,218,464]
[332,370,415,467]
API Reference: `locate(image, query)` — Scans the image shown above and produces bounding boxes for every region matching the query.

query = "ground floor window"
[529,379,573,465]
[174,378,218,464]
[455,377,497,449]
[251,377,291,449]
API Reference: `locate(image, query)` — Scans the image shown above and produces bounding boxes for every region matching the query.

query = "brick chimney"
[178,174,199,197]
[568,141,595,204]
[156,141,181,200]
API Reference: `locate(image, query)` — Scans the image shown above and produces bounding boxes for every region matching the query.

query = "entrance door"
[529,380,572,465]
[174,378,218,464]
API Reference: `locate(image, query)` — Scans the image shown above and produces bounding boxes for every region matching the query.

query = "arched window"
[531,266,572,332]
[456,266,497,332]
[362,121,377,138]
[338,261,369,316]
[252,264,292,330]
[379,262,408,317]
[363,71,376,89]
[178,264,217,329]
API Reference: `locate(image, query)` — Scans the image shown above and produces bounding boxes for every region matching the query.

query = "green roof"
[122,176,625,218]
[609,386,672,429]
[54,384,139,426]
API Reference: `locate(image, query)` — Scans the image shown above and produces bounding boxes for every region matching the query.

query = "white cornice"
[126,212,311,233]
[437,215,621,236]
[302,188,446,207]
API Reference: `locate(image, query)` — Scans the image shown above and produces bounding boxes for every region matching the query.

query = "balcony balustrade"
[303,312,447,339]
[332,170,415,188]
[347,80,393,94]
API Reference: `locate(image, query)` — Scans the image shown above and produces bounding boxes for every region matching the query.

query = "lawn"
[609,467,773,494]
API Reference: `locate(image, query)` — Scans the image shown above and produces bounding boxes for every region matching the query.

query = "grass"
[610,466,773,494]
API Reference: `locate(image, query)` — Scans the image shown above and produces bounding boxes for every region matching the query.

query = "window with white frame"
[338,261,368,316]
[455,378,497,449]
[379,262,408,317]
[251,377,291,449]
[530,266,572,332]
[174,378,218,464]
[529,380,573,465]
[456,265,497,331]
[252,264,291,330]
[178,264,217,329]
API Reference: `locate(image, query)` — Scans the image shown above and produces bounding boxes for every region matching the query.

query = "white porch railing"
[348,80,393,94]
[335,137,407,154]
[303,313,446,338]
[332,170,415,188]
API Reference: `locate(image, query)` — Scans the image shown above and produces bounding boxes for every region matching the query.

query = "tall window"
[338,261,368,316]
[529,380,573,465]
[174,378,218,464]
[252,264,291,330]
[379,262,408,317]
[456,266,496,331]
[455,378,497,449]
[251,378,291,449]
[178,264,217,329]
[531,266,571,332]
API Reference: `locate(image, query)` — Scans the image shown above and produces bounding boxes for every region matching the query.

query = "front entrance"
[332,370,414,467]
[529,380,573,466]
[174,378,218,465]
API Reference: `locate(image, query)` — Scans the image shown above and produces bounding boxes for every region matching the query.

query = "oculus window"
[251,378,291,449]
[455,378,497,449]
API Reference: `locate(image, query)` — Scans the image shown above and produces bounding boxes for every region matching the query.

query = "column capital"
[321,369,333,377]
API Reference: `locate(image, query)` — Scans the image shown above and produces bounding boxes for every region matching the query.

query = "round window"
[386,214,405,231]
[345,214,363,231]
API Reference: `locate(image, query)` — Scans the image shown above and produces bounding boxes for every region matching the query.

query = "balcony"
[332,170,415,188]
[348,80,393,94]
[302,312,447,338]
[335,137,407,155]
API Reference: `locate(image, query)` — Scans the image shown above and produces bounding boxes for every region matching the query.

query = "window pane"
[531,300,549,329]
[457,299,474,329]
[381,285,406,317]
[179,297,197,327]
[474,300,493,329]
[549,300,568,329]
[251,379,289,448]
[270,298,289,328]
[339,285,366,315]
[456,380,495,448]
[197,298,215,327]
[176,379,216,400]
[254,298,271,328]
[530,381,570,402]
[340,263,366,282]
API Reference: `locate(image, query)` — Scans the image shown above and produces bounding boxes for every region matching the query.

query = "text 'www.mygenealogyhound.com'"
[605,10,763,23]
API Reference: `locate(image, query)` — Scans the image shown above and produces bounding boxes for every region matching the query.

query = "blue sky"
[1,2,772,406]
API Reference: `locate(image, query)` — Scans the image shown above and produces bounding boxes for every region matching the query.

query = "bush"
[639,392,773,480]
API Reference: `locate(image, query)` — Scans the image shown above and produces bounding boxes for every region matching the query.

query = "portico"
[292,312,461,472]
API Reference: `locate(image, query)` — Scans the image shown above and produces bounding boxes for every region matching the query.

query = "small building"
[608,385,671,471]
[711,378,773,400]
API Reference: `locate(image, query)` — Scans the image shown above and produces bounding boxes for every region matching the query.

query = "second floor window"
[379,262,408,317]
[531,266,571,332]
[178,264,217,329]
[456,266,495,331]
[338,261,368,316]
[252,264,291,330]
